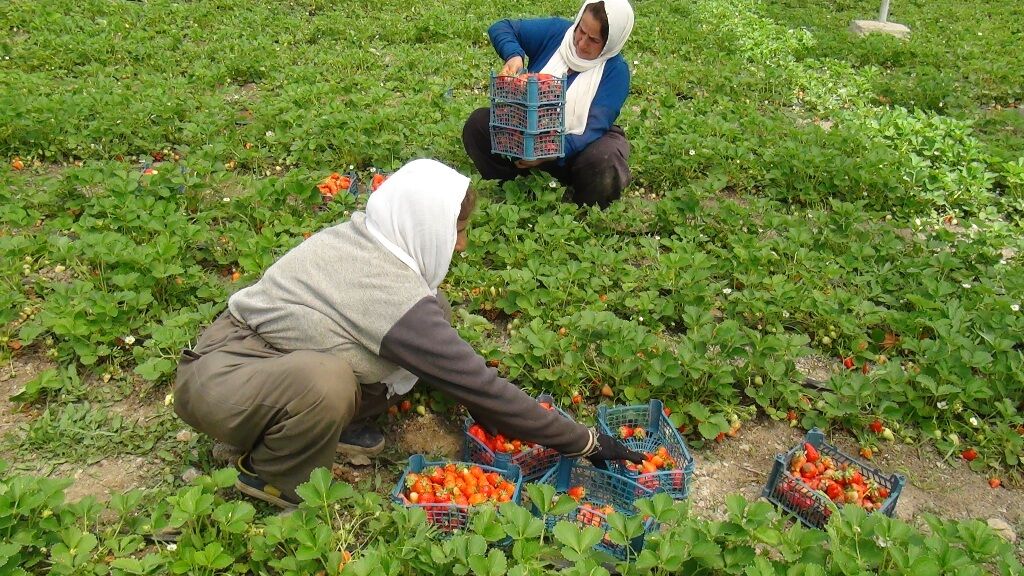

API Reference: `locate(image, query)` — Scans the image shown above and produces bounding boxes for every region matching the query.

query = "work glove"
[587,432,645,469]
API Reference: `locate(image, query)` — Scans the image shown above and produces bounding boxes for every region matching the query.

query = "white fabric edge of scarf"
[364,158,470,397]
[540,0,635,135]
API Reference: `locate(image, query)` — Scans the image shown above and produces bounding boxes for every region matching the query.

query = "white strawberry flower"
[1012,304,1020,312]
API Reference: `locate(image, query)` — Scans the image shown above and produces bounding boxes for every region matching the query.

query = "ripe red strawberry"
[843,357,855,370]
[803,442,820,463]
[567,485,586,501]
[619,425,634,439]
[961,448,978,461]
[869,419,884,434]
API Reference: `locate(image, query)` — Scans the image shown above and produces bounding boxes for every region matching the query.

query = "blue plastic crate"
[490,127,564,161]
[390,455,522,534]
[462,393,572,481]
[535,457,657,561]
[762,428,907,529]
[489,72,565,106]
[489,101,564,133]
[597,399,696,500]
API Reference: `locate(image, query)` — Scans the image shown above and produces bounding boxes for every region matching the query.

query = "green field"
[1,0,1022,573]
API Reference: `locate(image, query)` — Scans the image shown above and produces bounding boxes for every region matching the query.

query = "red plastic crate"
[462,393,572,481]
[762,428,906,529]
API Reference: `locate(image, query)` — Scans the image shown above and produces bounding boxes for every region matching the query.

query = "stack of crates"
[489,72,566,161]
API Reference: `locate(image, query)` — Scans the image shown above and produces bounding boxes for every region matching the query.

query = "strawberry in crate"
[621,444,686,492]
[397,462,518,531]
[564,486,637,548]
[785,442,891,512]
[317,172,352,200]
[466,400,558,458]
[467,424,536,456]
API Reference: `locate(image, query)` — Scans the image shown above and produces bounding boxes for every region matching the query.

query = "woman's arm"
[378,295,597,456]
[488,17,572,71]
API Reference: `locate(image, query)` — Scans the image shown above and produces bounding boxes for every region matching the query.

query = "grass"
[1,0,1022,498]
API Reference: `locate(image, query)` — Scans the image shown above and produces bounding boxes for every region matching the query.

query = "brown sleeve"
[379,296,596,456]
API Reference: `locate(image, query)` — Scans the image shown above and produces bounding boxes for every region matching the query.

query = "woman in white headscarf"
[172,158,642,508]
[463,0,635,208]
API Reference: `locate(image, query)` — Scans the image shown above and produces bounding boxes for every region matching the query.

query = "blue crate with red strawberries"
[597,399,696,500]
[762,428,906,529]
[535,457,658,561]
[391,454,522,534]
[462,393,574,481]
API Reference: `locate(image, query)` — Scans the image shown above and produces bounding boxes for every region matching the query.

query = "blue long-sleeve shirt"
[488,18,631,160]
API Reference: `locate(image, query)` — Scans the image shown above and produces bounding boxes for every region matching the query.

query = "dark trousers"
[462,107,632,208]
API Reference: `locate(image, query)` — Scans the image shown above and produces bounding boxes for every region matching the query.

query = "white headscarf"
[365,158,470,397]
[540,0,634,135]
[365,158,470,294]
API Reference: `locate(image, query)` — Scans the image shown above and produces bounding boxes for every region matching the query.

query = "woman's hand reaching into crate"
[500,56,525,76]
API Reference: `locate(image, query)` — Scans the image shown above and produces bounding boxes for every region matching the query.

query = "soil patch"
[0,351,54,437]
[63,456,160,502]
[692,418,1022,535]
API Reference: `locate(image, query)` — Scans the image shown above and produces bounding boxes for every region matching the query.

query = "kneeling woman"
[173,158,641,507]
[463,0,635,208]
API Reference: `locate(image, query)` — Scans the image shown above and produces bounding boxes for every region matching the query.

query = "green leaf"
[725,493,748,520]
[553,520,603,556]
[467,548,507,576]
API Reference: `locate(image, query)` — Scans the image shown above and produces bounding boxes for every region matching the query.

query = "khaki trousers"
[173,313,359,500]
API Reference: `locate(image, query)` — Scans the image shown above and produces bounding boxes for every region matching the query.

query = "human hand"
[587,432,645,469]
[514,158,547,169]
[500,56,525,77]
